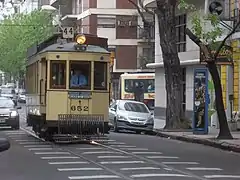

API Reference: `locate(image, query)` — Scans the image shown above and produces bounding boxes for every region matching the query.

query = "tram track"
[19,125,208,180]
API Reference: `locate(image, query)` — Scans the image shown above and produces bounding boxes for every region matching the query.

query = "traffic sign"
[62,27,74,38]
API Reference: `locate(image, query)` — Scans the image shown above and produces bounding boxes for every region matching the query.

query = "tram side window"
[94,62,107,90]
[69,61,91,90]
[50,61,66,89]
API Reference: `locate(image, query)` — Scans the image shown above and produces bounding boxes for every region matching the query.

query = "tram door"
[40,58,47,106]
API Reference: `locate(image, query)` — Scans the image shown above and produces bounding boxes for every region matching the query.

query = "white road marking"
[132,152,162,155]
[41,156,80,159]
[58,168,103,171]
[6,132,26,135]
[204,175,240,179]
[35,152,71,155]
[100,161,145,164]
[24,145,52,148]
[107,142,126,145]
[120,148,148,151]
[164,168,173,171]
[82,151,121,155]
[187,167,222,171]
[49,161,89,165]
[121,167,161,170]
[19,142,46,145]
[68,175,120,179]
[76,147,102,150]
[15,139,36,142]
[29,148,55,151]
[97,156,131,159]
[147,156,179,159]
[162,162,199,165]
[110,145,136,148]
[131,174,191,178]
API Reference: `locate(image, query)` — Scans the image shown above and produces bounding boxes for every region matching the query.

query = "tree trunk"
[207,62,233,139]
[156,0,183,129]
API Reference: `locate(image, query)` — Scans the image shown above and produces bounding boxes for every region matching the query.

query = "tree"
[0,10,54,78]
[178,0,240,139]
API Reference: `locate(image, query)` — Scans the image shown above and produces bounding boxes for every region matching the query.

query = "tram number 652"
[71,105,88,111]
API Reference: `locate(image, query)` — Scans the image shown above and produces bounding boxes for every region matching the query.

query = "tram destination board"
[68,91,91,99]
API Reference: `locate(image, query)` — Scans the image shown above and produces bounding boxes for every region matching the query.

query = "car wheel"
[12,125,19,130]
[113,119,119,132]
[135,130,142,134]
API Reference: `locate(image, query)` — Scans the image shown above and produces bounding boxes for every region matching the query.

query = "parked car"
[0,87,18,106]
[109,100,154,134]
[17,89,26,103]
[0,97,21,130]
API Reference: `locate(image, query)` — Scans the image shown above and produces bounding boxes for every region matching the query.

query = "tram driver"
[70,69,87,87]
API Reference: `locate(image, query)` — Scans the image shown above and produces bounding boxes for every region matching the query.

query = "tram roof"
[38,42,109,54]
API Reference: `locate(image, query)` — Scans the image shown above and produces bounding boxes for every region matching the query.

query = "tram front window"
[50,61,66,89]
[94,62,107,90]
[69,61,91,90]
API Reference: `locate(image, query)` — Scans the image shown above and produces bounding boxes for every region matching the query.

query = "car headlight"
[117,115,127,120]
[147,117,154,124]
[10,111,18,117]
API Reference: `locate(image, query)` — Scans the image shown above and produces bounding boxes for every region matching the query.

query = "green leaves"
[178,0,223,46]
[0,10,54,76]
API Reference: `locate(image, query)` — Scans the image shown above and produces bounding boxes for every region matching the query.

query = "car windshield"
[123,102,149,113]
[1,88,15,94]
[0,99,14,108]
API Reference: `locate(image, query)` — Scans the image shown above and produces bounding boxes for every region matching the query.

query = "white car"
[109,100,154,134]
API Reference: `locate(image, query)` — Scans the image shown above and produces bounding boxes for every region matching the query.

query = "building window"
[97,17,116,28]
[176,14,186,52]
[50,61,66,89]
[94,62,107,90]
[69,61,91,90]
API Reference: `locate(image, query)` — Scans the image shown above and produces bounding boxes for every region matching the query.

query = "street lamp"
[41,5,63,30]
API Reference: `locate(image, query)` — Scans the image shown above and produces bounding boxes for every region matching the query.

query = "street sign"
[62,27,74,38]
[193,68,209,135]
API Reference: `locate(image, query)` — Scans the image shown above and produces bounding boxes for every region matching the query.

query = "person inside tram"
[147,80,155,93]
[70,69,87,87]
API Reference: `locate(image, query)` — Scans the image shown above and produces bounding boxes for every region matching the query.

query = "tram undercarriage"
[27,114,110,143]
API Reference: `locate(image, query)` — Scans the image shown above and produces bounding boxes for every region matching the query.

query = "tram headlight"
[10,111,18,117]
[75,34,86,45]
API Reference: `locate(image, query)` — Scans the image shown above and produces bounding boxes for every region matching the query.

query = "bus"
[25,33,111,142]
[119,73,155,109]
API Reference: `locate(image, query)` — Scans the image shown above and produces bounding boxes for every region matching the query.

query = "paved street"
[0,105,240,180]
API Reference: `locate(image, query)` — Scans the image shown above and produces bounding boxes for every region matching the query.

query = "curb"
[154,131,240,153]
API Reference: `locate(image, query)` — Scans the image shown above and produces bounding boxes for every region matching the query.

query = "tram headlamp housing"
[75,34,86,45]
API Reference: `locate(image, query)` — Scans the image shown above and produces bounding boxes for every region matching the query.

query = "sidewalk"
[154,127,240,153]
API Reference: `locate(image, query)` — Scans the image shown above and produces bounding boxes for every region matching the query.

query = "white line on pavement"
[35,152,71,155]
[120,148,148,151]
[68,175,120,179]
[41,156,80,159]
[147,156,179,159]
[19,142,46,145]
[29,148,54,151]
[49,161,89,165]
[186,167,222,171]
[97,156,131,159]
[130,174,191,178]
[106,142,126,145]
[82,151,121,154]
[162,162,199,165]
[58,168,103,171]
[204,175,240,179]
[132,152,162,155]
[24,145,52,148]
[109,145,136,148]
[76,147,102,150]
[100,161,145,164]
[120,167,161,171]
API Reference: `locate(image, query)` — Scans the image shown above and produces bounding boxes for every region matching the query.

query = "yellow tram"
[26,33,111,142]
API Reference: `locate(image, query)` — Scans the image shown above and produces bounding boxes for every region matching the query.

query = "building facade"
[143,0,237,129]
[49,0,155,99]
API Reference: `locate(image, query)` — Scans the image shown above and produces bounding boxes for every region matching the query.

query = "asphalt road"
[0,104,240,180]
